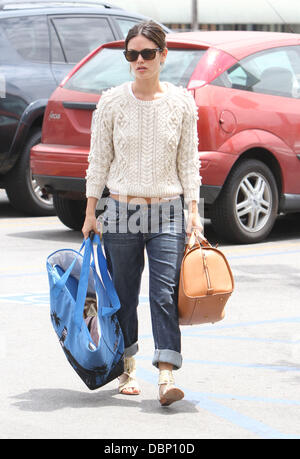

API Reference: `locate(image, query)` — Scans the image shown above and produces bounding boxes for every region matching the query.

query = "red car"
[31,31,300,244]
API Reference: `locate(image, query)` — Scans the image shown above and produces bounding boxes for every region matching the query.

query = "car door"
[238,46,300,194]
[212,44,300,195]
[48,14,116,85]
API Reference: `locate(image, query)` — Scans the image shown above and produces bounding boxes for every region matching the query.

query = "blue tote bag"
[47,233,124,390]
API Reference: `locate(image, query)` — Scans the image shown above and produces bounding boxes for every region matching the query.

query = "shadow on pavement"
[11,387,198,414]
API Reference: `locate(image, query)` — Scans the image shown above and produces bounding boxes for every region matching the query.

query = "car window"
[0,15,49,62]
[50,16,115,64]
[212,45,300,98]
[64,47,205,94]
[114,17,139,37]
[49,21,65,63]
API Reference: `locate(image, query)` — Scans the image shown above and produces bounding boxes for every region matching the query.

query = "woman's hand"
[82,214,98,240]
[186,200,203,236]
[82,197,99,239]
[186,211,203,236]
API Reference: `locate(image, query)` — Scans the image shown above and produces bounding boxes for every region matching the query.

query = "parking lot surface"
[0,190,300,440]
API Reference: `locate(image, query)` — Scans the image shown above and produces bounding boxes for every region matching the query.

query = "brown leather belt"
[110,194,179,205]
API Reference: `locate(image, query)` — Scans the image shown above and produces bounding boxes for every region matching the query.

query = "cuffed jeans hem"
[124,342,139,358]
[152,349,182,370]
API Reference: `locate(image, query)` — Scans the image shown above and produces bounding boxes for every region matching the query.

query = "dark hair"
[125,20,166,51]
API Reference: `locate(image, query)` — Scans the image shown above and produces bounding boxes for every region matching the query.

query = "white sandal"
[158,370,184,406]
[118,356,140,395]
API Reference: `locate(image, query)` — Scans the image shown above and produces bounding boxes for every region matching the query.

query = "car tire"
[210,159,279,244]
[5,129,55,216]
[53,194,86,231]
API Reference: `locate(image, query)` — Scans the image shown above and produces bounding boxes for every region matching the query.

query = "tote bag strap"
[73,233,121,329]
[92,234,121,316]
[53,240,85,293]
[73,236,94,330]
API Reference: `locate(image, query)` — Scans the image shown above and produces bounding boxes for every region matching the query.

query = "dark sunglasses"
[123,48,163,62]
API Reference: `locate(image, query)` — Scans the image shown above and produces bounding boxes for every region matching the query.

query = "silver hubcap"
[31,174,53,207]
[235,172,272,233]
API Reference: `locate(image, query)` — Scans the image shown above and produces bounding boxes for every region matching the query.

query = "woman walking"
[82,21,202,406]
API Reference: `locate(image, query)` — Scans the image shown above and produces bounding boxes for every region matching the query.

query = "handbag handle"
[186,229,211,252]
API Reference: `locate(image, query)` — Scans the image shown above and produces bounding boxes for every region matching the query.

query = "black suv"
[0,0,170,215]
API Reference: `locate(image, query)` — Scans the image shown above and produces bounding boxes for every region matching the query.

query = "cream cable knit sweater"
[86,82,201,203]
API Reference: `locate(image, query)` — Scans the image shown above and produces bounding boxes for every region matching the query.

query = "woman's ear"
[161,47,168,64]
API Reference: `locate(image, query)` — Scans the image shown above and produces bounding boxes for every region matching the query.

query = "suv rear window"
[0,15,49,62]
[50,16,115,63]
[64,47,205,94]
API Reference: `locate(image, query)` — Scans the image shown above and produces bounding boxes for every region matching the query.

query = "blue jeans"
[100,197,185,370]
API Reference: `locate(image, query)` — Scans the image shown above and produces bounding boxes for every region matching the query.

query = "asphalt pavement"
[0,189,300,440]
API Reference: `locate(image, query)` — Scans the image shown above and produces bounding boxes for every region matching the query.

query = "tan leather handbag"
[178,230,234,325]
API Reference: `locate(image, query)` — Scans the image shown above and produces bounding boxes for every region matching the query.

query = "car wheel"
[210,159,279,244]
[53,194,86,231]
[5,129,55,216]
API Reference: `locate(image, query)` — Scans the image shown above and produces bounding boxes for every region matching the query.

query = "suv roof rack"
[0,1,123,10]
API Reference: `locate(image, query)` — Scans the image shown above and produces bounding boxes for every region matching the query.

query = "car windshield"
[64,47,206,94]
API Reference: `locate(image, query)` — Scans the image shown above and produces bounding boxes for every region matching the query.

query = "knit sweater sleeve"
[177,90,201,204]
[85,91,114,199]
